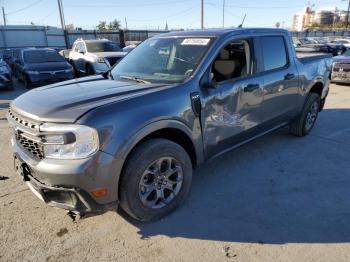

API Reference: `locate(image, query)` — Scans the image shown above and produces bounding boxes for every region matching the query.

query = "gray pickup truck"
[8,28,332,221]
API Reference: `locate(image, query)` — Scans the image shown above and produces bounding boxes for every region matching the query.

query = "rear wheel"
[119,138,192,221]
[289,93,320,136]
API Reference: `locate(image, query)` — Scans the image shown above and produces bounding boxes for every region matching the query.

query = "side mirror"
[200,69,216,89]
[201,80,217,89]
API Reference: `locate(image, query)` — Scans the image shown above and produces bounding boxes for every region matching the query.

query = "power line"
[6,0,44,15]
[65,0,193,8]
[209,0,346,9]
[130,5,198,22]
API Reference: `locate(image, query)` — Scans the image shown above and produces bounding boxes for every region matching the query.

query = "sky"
[1,0,350,30]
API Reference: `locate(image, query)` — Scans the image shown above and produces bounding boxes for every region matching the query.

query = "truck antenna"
[238,14,246,28]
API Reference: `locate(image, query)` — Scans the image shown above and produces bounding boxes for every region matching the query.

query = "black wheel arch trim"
[117,119,204,167]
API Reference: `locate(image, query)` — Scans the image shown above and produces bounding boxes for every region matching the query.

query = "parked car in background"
[8,28,332,221]
[0,59,13,90]
[59,49,71,60]
[69,39,126,76]
[123,41,142,53]
[13,48,74,88]
[123,45,137,53]
[298,37,346,56]
[330,39,350,48]
[331,49,350,83]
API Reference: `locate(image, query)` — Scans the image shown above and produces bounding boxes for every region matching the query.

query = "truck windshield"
[23,50,64,63]
[111,37,212,83]
[86,42,122,52]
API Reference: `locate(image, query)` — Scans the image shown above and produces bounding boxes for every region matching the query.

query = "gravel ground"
[1,82,350,262]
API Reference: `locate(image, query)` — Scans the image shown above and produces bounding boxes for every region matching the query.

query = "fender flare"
[116,119,204,166]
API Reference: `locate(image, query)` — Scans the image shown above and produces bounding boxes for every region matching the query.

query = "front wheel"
[119,138,193,221]
[289,93,320,136]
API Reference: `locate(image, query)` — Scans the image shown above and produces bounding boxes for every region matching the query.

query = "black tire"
[71,62,80,78]
[86,63,95,76]
[289,92,320,136]
[23,75,32,89]
[119,138,193,221]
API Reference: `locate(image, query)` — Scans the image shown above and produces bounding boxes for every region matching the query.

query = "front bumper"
[11,135,123,213]
[331,72,350,83]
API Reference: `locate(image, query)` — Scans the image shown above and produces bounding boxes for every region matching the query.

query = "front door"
[199,37,265,158]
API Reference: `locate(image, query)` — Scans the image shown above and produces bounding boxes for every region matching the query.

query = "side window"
[261,36,287,71]
[211,39,253,83]
[75,42,82,52]
[80,43,86,53]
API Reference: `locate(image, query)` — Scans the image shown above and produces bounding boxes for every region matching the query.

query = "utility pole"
[57,0,66,30]
[222,0,225,28]
[346,0,350,29]
[124,17,128,30]
[57,0,68,48]
[201,0,204,29]
[2,6,6,26]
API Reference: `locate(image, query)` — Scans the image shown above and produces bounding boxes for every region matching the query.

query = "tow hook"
[67,211,84,222]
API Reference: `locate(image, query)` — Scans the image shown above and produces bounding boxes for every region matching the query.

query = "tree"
[96,21,107,31]
[275,22,280,28]
[108,19,121,30]
[66,23,75,30]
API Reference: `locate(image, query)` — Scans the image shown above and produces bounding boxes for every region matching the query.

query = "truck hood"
[11,75,167,123]
[89,51,127,58]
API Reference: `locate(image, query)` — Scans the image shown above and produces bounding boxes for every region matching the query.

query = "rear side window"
[261,36,288,71]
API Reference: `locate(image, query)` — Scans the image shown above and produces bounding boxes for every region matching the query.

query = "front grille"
[106,57,121,67]
[16,133,45,159]
[8,109,40,131]
[8,109,44,160]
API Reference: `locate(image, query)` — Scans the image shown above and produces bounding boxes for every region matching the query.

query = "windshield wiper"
[120,75,151,84]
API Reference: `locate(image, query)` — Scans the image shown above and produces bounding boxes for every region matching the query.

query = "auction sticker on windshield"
[181,38,210,45]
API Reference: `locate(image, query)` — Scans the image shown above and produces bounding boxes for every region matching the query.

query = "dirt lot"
[1,81,350,262]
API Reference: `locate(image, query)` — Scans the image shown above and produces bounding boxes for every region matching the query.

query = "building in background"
[313,7,338,27]
[292,6,350,31]
[292,6,315,31]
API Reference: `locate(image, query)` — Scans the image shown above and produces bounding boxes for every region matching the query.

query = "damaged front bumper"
[14,153,116,214]
[11,134,123,215]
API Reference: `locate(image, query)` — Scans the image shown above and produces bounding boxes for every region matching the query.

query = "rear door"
[257,35,300,126]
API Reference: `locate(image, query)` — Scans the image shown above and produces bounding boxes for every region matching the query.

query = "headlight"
[96,57,105,63]
[39,123,99,159]
[64,68,73,73]
[27,70,40,75]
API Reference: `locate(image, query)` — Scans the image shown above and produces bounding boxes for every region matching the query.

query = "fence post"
[119,29,125,47]
[44,27,49,47]
[0,26,6,48]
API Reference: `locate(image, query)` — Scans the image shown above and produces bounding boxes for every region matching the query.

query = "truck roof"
[157,28,289,38]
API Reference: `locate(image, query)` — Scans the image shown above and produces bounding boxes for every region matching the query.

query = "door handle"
[243,84,260,92]
[284,73,295,80]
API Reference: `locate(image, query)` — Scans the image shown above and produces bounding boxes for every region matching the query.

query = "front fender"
[115,118,204,164]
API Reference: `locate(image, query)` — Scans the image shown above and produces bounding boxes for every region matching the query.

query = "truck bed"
[297,53,332,63]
